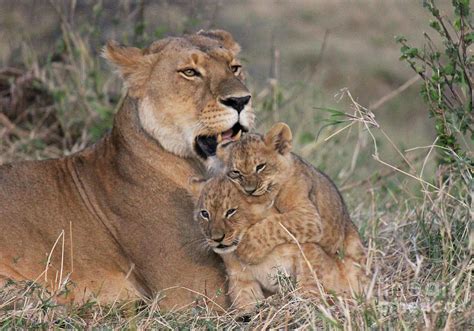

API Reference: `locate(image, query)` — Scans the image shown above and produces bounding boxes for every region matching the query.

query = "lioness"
[0,30,253,309]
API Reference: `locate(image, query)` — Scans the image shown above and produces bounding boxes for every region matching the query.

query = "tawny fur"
[215,123,368,269]
[0,30,253,310]
[191,176,365,314]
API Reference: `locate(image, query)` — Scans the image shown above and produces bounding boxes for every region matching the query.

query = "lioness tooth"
[217,133,223,143]
[233,130,242,141]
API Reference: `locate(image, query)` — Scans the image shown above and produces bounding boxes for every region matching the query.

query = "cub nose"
[220,95,251,113]
[244,185,257,195]
[211,232,225,243]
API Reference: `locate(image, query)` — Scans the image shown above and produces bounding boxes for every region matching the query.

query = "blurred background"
[0,0,456,191]
[1,2,472,328]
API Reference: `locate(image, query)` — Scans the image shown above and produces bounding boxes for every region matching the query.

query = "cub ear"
[215,140,234,164]
[197,29,241,54]
[264,122,293,155]
[102,41,156,98]
[188,177,208,200]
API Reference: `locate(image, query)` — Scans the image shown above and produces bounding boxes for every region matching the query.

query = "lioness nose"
[220,95,251,113]
[211,232,225,242]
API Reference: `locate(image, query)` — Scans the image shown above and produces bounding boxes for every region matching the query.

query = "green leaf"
[454,18,462,31]
[402,47,419,58]
[415,64,425,73]
[465,32,474,45]
[429,20,441,32]
[443,63,455,75]
[316,107,346,117]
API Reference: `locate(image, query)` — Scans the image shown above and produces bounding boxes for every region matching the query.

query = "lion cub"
[191,176,359,313]
[215,122,367,269]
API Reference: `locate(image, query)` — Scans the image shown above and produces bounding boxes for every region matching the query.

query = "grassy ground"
[0,1,472,329]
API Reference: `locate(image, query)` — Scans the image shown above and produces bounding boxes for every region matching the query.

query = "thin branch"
[370,75,420,111]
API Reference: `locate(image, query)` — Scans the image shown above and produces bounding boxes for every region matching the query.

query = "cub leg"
[343,222,367,266]
[337,256,369,295]
[337,223,369,293]
[221,253,264,315]
[237,195,323,265]
[294,244,353,297]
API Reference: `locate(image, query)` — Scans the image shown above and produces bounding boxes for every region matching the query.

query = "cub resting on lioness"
[215,122,368,270]
[191,175,363,314]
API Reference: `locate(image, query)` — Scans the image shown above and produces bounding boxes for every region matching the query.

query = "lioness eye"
[230,65,241,75]
[225,208,237,218]
[200,210,210,220]
[256,163,266,173]
[181,68,200,77]
[228,170,241,179]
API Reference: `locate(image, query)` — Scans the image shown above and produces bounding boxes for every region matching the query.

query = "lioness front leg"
[237,197,323,265]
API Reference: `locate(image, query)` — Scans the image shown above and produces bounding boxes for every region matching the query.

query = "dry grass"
[0,165,471,329]
[0,1,472,330]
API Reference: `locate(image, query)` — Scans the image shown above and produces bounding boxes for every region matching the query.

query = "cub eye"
[181,68,200,77]
[228,170,241,179]
[256,163,266,173]
[230,65,241,75]
[225,208,237,218]
[200,210,210,220]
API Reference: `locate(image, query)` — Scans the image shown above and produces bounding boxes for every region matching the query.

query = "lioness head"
[216,122,293,196]
[103,30,253,159]
[190,175,273,254]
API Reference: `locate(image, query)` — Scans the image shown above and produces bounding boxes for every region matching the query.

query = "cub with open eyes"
[191,175,359,313]
[215,122,367,271]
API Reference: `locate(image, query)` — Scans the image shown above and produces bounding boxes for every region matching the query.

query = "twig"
[340,154,420,192]
[370,75,420,111]
[0,113,29,138]
[373,154,468,208]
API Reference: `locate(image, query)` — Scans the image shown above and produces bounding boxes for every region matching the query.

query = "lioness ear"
[197,29,241,54]
[264,122,293,155]
[188,177,208,200]
[102,41,155,98]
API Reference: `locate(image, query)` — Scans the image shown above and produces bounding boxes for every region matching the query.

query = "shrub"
[396,0,473,166]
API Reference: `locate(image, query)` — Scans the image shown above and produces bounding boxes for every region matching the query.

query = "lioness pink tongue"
[221,129,233,140]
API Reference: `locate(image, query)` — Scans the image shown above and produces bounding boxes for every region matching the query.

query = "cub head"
[190,175,273,255]
[103,29,253,159]
[216,122,293,196]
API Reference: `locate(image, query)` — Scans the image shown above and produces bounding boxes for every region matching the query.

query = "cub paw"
[235,312,253,323]
[231,303,257,322]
